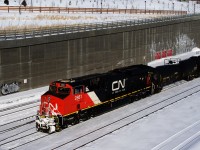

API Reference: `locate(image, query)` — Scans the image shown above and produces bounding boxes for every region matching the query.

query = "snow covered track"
[0,102,39,117]
[152,120,200,150]
[162,80,187,91]
[0,116,35,134]
[0,103,38,132]
[0,129,48,150]
[0,79,199,150]
[7,78,199,150]
[52,84,200,150]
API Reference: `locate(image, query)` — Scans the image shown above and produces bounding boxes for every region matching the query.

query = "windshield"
[49,85,70,97]
[58,87,70,95]
[49,85,57,93]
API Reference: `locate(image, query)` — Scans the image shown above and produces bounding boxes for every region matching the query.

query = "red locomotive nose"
[40,95,52,116]
[40,94,60,117]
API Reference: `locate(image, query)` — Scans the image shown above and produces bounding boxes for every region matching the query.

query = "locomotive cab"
[36,80,72,133]
[36,79,99,133]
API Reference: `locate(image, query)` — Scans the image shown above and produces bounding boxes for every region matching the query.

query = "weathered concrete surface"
[0,15,200,91]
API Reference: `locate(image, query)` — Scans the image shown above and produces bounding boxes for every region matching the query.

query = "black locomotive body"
[70,65,162,103]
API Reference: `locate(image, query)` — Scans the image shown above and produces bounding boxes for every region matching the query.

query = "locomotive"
[36,65,162,133]
[36,49,200,134]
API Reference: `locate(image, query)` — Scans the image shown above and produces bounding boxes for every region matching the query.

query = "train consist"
[36,48,200,133]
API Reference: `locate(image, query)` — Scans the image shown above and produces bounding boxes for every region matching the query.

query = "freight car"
[36,65,162,133]
[154,56,198,85]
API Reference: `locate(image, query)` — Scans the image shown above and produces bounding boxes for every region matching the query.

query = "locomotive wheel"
[71,115,80,125]
[129,97,134,103]
[79,110,91,121]
[90,109,96,117]
[56,125,62,132]
[63,123,68,129]
[85,111,91,120]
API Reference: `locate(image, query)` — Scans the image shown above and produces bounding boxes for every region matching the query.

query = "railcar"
[190,56,200,77]
[36,65,162,133]
[179,57,198,80]
[148,47,200,68]
[154,56,200,85]
[155,61,181,85]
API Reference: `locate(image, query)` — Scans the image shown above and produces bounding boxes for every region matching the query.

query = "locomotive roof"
[56,65,155,86]
[57,73,105,86]
[110,64,154,74]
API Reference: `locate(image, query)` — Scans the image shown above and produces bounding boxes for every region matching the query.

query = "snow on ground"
[0,0,199,30]
[0,12,167,30]
[0,50,200,149]
[0,86,48,110]
[78,78,200,150]
[0,0,200,149]
[190,142,200,150]
[1,75,200,149]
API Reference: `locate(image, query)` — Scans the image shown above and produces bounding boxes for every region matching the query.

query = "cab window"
[49,85,57,93]
[74,86,83,94]
[58,87,70,95]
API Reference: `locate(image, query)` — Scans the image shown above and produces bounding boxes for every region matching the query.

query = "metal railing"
[0,13,199,41]
[0,6,187,15]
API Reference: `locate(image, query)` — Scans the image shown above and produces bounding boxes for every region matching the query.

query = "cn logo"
[112,79,126,92]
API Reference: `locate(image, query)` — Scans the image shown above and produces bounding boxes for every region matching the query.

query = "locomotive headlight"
[49,118,54,123]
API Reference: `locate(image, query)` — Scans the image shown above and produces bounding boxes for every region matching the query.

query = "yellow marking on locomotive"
[62,86,151,117]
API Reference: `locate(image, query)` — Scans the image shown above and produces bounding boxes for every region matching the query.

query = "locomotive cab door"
[147,72,157,94]
[74,85,84,110]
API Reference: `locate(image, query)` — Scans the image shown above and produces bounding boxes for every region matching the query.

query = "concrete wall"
[0,15,200,92]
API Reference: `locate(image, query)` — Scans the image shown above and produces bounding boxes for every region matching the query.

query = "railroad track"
[0,133,49,150]
[0,103,39,117]
[0,116,35,134]
[162,80,188,91]
[52,84,200,150]
[5,79,199,150]
[0,78,197,149]
[152,119,200,150]
[0,99,39,113]
[0,126,35,143]
[0,129,48,150]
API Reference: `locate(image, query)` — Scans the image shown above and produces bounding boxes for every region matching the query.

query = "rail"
[0,13,199,41]
[0,6,187,15]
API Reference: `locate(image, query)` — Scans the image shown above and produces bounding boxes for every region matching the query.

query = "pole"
[181,4,182,15]
[101,0,102,14]
[145,1,146,14]
[31,0,33,12]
